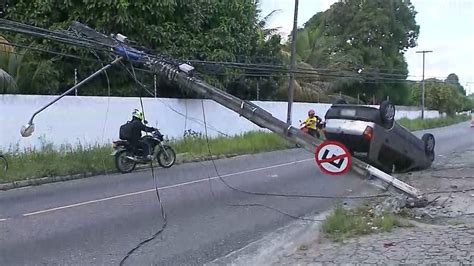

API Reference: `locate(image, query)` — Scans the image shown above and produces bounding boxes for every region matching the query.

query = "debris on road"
[225,149,474,265]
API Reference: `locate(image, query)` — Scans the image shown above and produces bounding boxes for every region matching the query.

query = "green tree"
[5,0,284,99]
[293,0,419,104]
[410,79,468,116]
[0,35,60,94]
[0,36,18,93]
[445,73,466,96]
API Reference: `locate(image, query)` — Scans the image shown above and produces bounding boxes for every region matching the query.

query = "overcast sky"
[261,0,474,94]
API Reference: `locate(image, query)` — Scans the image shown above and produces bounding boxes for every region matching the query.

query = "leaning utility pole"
[0,18,424,200]
[416,50,433,120]
[286,0,299,125]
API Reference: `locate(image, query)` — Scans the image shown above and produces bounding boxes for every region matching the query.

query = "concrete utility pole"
[416,50,433,119]
[286,0,299,126]
[154,74,157,98]
[256,78,260,101]
[8,19,424,200]
[74,68,78,96]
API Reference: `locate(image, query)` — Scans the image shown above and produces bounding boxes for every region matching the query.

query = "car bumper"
[324,119,375,135]
[324,119,373,153]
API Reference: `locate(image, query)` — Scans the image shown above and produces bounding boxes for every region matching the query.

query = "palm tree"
[0,35,60,94]
[254,0,282,45]
[0,35,20,94]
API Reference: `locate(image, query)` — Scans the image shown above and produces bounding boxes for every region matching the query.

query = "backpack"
[119,121,133,140]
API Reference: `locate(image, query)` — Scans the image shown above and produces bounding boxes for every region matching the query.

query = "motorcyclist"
[301,109,322,139]
[120,109,159,160]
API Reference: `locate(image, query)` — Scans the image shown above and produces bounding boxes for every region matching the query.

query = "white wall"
[0,95,440,151]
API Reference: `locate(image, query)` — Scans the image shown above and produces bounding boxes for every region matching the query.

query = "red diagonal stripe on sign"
[318,153,348,164]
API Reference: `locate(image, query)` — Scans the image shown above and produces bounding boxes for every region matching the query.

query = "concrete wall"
[0,95,441,151]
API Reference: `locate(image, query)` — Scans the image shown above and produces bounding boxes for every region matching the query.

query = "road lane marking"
[0,218,8,222]
[22,158,312,217]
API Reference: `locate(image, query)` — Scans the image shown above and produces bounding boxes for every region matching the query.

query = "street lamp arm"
[20,57,123,137]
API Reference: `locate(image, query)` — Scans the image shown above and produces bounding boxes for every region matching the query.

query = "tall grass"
[322,204,397,241]
[171,131,292,157]
[2,144,114,183]
[1,131,292,183]
[1,113,468,184]
[398,114,470,131]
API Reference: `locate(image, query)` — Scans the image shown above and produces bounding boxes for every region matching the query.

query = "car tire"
[427,151,435,162]
[379,100,395,129]
[422,133,436,161]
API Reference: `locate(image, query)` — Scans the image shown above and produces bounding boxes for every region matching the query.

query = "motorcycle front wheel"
[157,145,176,168]
[115,150,137,173]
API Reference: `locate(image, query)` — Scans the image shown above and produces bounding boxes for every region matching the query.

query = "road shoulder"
[213,148,474,265]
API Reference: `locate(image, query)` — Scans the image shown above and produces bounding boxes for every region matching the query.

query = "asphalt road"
[0,121,472,265]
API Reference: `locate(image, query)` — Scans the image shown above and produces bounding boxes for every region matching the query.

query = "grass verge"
[322,204,398,242]
[398,114,470,131]
[0,114,469,185]
[0,131,293,184]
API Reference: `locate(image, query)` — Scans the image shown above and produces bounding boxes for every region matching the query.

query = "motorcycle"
[112,130,176,173]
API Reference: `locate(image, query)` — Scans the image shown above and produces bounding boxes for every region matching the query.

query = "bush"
[398,115,470,131]
[322,204,397,241]
[1,131,292,183]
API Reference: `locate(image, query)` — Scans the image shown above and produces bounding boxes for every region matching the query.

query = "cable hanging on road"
[118,56,168,266]
[199,101,391,200]
[1,17,425,214]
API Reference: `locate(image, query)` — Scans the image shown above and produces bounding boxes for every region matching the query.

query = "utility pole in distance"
[74,68,78,96]
[286,0,299,126]
[416,50,433,119]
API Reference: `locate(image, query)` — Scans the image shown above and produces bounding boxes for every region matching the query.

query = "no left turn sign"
[315,140,352,175]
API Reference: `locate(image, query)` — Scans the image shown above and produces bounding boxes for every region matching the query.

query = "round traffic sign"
[315,140,352,175]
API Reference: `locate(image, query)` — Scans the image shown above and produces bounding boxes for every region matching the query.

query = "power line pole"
[154,74,157,98]
[74,68,78,96]
[256,78,260,101]
[416,50,433,119]
[286,0,299,126]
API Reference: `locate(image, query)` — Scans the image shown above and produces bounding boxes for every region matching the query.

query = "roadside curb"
[0,152,242,191]
[0,172,98,191]
[208,211,331,265]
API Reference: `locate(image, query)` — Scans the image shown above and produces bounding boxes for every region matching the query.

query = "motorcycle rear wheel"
[115,150,137,173]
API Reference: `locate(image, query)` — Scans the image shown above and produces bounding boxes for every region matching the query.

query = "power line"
[191,60,419,78]
[200,100,391,200]
[0,41,105,63]
[0,18,461,86]
[0,38,455,84]
[0,30,440,81]
[117,49,168,266]
[196,70,453,85]
[2,20,471,93]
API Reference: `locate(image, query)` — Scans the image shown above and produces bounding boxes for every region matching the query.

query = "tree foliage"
[3,0,283,99]
[293,0,419,104]
[410,74,473,115]
[445,73,466,96]
[0,36,60,94]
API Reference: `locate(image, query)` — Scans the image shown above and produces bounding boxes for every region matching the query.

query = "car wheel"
[427,151,435,162]
[422,133,435,152]
[379,100,395,129]
[422,133,435,162]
